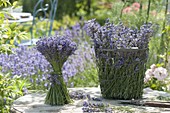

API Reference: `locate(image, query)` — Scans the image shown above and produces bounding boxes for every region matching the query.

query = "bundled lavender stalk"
[36,35,77,105]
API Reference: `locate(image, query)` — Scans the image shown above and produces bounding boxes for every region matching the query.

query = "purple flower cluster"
[0,46,52,89]
[64,23,82,39]
[82,101,112,112]
[69,90,102,101]
[69,90,112,112]
[36,35,78,87]
[55,23,87,44]
[36,35,77,67]
[62,42,96,83]
[86,19,153,49]
[0,45,95,89]
[69,91,87,100]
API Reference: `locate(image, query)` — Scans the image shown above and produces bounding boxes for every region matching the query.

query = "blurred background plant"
[0,1,27,54]
[143,0,170,92]
[0,72,30,113]
[0,1,29,112]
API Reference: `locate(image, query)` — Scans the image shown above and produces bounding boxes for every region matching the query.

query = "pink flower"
[144,69,153,82]
[132,2,140,8]
[123,7,132,14]
[153,67,168,81]
[132,2,140,12]
[133,7,139,11]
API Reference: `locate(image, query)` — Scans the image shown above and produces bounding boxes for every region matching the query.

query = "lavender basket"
[96,48,148,99]
[86,18,153,99]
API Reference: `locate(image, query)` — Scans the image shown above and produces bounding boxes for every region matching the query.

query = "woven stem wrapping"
[96,49,148,99]
[45,72,71,105]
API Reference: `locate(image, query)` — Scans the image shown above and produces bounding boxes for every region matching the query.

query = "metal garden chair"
[20,0,58,46]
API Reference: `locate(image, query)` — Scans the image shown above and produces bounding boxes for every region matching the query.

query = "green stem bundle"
[45,73,71,105]
[45,59,71,105]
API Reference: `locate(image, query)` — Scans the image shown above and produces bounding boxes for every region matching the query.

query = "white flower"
[144,69,153,82]
[153,67,168,81]
[145,69,153,77]
[150,64,156,72]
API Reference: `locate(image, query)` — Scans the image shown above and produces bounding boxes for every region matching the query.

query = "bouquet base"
[45,76,71,105]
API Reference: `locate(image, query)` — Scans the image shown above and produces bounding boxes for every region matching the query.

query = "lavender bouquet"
[86,19,153,99]
[36,35,77,105]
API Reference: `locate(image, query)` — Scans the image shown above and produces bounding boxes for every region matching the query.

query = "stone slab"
[11,87,170,113]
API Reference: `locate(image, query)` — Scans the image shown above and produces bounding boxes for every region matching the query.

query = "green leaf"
[151,84,157,89]
[12,1,18,7]
[166,51,170,55]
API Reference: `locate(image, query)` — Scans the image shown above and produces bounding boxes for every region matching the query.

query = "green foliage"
[0,72,30,113]
[147,21,170,69]
[111,106,134,113]
[157,95,170,101]
[162,25,170,67]
[147,37,161,68]
[118,12,146,28]
[0,0,11,7]
[0,1,28,54]
[68,66,98,87]
[19,16,79,38]
[0,1,30,112]
[85,0,115,24]
[144,77,167,91]
[22,0,40,14]
[22,0,78,20]
[1,21,27,43]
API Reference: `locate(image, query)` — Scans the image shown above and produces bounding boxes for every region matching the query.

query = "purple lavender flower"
[22,87,28,95]
[83,101,89,107]
[82,101,111,112]
[85,19,153,49]
[92,97,102,101]
[0,46,52,90]
[36,35,77,66]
